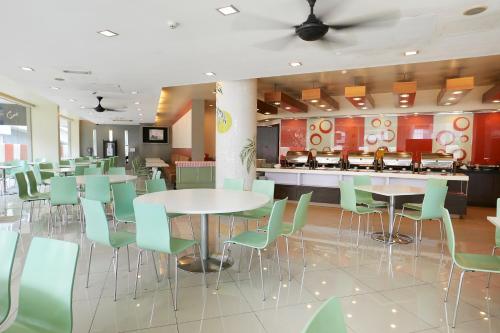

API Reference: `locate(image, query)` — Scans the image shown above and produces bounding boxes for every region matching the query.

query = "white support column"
[215,79,257,189]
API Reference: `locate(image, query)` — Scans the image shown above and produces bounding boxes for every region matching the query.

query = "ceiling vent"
[63,69,92,75]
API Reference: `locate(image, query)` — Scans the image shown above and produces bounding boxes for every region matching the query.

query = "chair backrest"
[134,201,172,253]
[32,164,43,185]
[59,160,70,166]
[427,178,448,187]
[84,176,111,203]
[108,167,126,175]
[111,182,137,220]
[15,172,30,199]
[339,181,357,212]
[265,198,287,246]
[84,166,103,176]
[145,179,167,193]
[38,162,53,170]
[289,192,313,234]
[421,186,448,220]
[353,175,374,203]
[0,230,19,325]
[81,198,112,246]
[50,177,79,205]
[16,237,78,333]
[442,208,456,261]
[223,178,244,191]
[102,159,110,173]
[252,179,275,209]
[25,170,40,195]
[38,162,54,180]
[74,165,87,176]
[301,297,347,333]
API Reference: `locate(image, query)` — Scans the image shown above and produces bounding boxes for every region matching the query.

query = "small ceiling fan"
[235,0,400,50]
[83,96,126,112]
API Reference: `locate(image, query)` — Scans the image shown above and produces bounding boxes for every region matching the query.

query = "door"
[257,124,279,164]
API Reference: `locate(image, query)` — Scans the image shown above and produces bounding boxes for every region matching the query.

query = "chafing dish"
[316,151,344,169]
[346,151,376,170]
[285,151,309,167]
[419,153,456,173]
[380,152,414,172]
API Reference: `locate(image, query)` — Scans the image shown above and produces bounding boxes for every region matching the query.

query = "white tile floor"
[1,194,499,333]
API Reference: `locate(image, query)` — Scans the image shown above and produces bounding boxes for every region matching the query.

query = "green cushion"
[109,231,136,248]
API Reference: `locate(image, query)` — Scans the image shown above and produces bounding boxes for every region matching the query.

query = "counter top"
[257,167,469,181]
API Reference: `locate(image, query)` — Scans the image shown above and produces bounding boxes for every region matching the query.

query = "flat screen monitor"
[143,127,168,143]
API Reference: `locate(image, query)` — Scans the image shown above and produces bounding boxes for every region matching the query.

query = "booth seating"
[175,161,215,189]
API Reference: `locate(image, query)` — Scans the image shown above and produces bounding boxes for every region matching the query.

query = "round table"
[134,188,269,272]
[45,174,137,185]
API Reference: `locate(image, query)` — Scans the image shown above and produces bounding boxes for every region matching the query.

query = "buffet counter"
[257,167,469,216]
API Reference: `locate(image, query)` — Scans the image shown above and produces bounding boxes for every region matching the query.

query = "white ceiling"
[0,0,499,124]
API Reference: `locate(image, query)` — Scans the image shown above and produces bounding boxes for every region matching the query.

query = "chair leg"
[151,251,160,282]
[188,215,195,240]
[444,262,454,302]
[126,245,131,272]
[349,211,354,230]
[452,270,466,328]
[248,248,254,272]
[238,245,244,273]
[19,201,25,232]
[216,243,228,290]
[217,216,221,251]
[396,206,405,233]
[356,215,361,247]
[338,209,344,235]
[133,250,143,299]
[198,244,207,288]
[414,220,419,257]
[378,212,385,235]
[285,236,291,281]
[275,241,282,281]
[258,249,265,301]
[300,230,306,268]
[174,255,179,311]
[487,247,498,288]
[113,248,119,301]
[419,219,424,241]
[86,243,94,288]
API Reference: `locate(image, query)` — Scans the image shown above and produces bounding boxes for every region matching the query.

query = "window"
[92,129,97,157]
[59,116,71,159]
[0,97,31,162]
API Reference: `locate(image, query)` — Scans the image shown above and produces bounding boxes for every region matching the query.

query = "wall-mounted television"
[143,127,169,143]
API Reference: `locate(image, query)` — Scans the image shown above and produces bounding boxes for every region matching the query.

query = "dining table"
[45,174,137,185]
[134,188,269,272]
[354,184,426,244]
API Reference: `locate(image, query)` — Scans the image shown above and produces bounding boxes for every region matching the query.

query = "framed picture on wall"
[103,140,117,157]
[143,127,169,143]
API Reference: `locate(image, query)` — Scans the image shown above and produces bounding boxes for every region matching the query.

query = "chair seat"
[115,213,136,223]
[170,237,197,254]
[395,210,422,221]
[2,321,57,333]
[109,231,136,248]
[403,202,423,211]
[354,206,381,214]
[232,207,271,220]
[227,231,268,249]
[358,199,387,208]
[257,222,293,235]
[34,192,50,200]
[455,253,500,273]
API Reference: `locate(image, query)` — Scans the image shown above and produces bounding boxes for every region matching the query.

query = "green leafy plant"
[240,137,256,173]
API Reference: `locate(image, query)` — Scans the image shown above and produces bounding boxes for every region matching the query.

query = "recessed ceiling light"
[326,108,333,111]
[358,102,365,106]
[139,113,143,116]
[21,66,34,71]
[400,105,408,108]
[341,70,348,74]
[205,72,216,76]
[400,94,409,98]
[413,112,419,115]
[400,100,408,103]
[134,101,140,105]
[69,98,76,102]
[353,97,362,101]
[285,106,291,110]
[131,91,138,95]
[274,102,280,106]
[50,86,60,90]
[137,108,142,111]
[444,102,452,105]
[209,104,214,107]
[289,61,302,67]
[361,107,368,110]
[310,99,318,103]
[463,6,487,16]
[319,104,326,108]
[404,50,419,56]
[217,5,239,16]
[80,106,86,109]
[264,119,270,122]
[452,91,463,95]
[264,112,271,115]
[493,100,500,103]
[98,30,118,37]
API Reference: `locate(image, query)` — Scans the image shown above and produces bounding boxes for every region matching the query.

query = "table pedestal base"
[178,255,233,273]
[371,232,413,244]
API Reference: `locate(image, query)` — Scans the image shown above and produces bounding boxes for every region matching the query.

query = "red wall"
[472,113,500,164]
[280,119,307,150]
[397,115,434,161]
[334,117,364,153]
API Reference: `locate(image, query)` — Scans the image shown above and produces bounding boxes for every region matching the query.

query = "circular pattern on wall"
[319,120,333,134]
[436,130,455,146]
[381,129,395,143]
[453,117,470,131]
[309,124,316,131]
[371,118,381,128]
[460,134,469,143]
[310,133,322,145]
[384,119,392,127]
[366,134,378,145]
[452,148,467,161]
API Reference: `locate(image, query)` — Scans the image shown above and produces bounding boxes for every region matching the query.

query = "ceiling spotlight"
[69,98,76,102]
[452,91,463,95]
[463,6,487,16]
[326,108,333,111]
[131,91,138,95]
[217,5,239,16]
[139,113,143,116]
[205,72,216,76]
[21,66,34,71]
[400,100,408,103]
[353,97,362,101]
[310,99,318,103]
[137,108,142,111]
[97,30,119,37]
[134,101,140,105]
[285,106,291,110]
[50,86,60,90]
[361,107,368,110]
[341,70,348,74]
[400,94,409,98]
[274,102,280,106]
[264,112,271,115]
[400,105,408,108]
[319,104,326,108]
[80,106,86,109]
[404,50,419,56]
[448,97,456,101]
[264,119,270,122]
[209,104,214,107]
[493,100,500,103]
[289,61,302,67]
[358,102,365,106]
[445,102,452,105]
[414,112,419,115]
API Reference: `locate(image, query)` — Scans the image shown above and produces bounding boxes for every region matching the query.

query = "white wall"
[172,110,192,148]
[0,74,60,161]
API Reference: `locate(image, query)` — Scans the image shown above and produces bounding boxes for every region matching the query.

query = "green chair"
[442,208,500,328]
[81,198,135,301]
[145,178,167,193]
[49,176,80,232]
[215,178,245,246]
[0,230,19,325]
[487,198,500,288]
[84,175,111,205]
[133,201,205,310]
[84,167,102,176]
[74,165,87,176]
[400,178,448,212]
[258,192,312,280]
[38,162,55,184]
[26,170,49,200]
[111,182,137,225]
[102,159,110,174]
[353,175,387,208]
[59,160,71,167]
[132,158,149,177]
[216,198,287,301]
[15,172,45,230]
[2,237,79,333]
[395,186,448,256]
[301,297,347,333]
[108,167,126,175]
[338,181,384,247]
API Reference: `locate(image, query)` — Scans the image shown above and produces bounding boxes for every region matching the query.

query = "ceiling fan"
[84,96,126,112]
[235,0,400,50]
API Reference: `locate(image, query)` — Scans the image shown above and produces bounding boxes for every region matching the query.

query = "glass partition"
[0,97,31,162]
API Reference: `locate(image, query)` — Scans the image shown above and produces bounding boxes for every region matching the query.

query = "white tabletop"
[134,188,270,215]
[0,165,17,170]
[355,184,426,197]
[487,216,500,228]
[145,158,169,168]
[44,167,75,173]
[45,174,137,186]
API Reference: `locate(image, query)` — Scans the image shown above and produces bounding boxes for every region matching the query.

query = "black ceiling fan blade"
[328,10,401,31]
[105,108,126,112]
[316,34,353,50]
[233,13,295,31]
[254,33,297,51]
[316,0,349,22]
